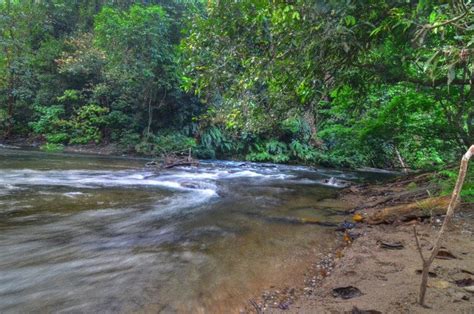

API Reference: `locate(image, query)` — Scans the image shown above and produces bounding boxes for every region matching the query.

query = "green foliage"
[1,0,473,173]
[181,0,473,169]
[135,132,196,156]
[246,140,290,163]
[289,140,318,163]
[30,104,108,145]
[117,131,141,152]
[30,105,70,143]
[281,118,302,135]
[196,126,235,159]
[0,109,8,131]
[1,1,196,155]
[40,143,64,152]
[69,104,108,144]
[437,167,474,203]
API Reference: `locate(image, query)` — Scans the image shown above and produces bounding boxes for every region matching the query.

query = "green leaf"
[423,51,440,72]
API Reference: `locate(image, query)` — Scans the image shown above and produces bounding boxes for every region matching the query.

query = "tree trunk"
[395,146,409,173]
[146,95,153,139]
[4,71,15,139]
[304,102,321,147]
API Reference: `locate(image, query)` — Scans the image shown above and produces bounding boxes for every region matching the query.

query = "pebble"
[464,286,474,293]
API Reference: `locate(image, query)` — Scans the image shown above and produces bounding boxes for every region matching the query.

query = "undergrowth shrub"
[135,132,196,156]
[437,166,474,203]
[69,104,108,144]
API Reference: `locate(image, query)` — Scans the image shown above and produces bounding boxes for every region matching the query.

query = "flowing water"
[0,148,383,313]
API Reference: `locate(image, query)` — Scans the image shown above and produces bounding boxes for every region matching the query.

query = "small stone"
[464,286,474,293]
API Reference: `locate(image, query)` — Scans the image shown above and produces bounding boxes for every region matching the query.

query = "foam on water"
[63,192,86,198]
[0,148,380,313]
[318,177,350,188]
[0,166,298,192]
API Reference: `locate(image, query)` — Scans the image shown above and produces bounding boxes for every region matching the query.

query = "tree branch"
[417,145,474,306]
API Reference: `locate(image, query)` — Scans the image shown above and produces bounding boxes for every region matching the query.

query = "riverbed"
[0,148,379,312]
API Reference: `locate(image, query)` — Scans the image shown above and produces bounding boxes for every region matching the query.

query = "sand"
[243,173,474,313]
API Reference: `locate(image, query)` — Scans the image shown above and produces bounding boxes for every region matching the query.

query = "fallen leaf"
[436,249,457,260]
[378,241,404,250]
[429,280,451,289]
[343,232,352,244]
[332,286,362,299]
[353,213,364,223]
[350,306,382,314]
[454,278,474,287]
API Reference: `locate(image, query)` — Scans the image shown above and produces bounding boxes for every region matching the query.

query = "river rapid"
[0,147,381,313]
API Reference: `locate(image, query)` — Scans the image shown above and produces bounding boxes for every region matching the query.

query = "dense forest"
[1,0,473,170]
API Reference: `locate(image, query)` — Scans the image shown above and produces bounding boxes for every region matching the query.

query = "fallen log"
[367,196,456,224]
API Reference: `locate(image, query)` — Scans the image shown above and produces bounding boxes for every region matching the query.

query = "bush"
[40,143,64,152]
[117,131,141,151]
[246,140,290,163]
[135,132,196,156]
[69,104,108,144]
[196,126,235,159]
[437,166,474,203]
[45,132,70,144]
[30,105,70,143]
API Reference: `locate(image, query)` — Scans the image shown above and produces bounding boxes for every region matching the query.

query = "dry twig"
[415,145,473,305]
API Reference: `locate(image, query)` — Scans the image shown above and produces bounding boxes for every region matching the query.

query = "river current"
[0,147,378,312]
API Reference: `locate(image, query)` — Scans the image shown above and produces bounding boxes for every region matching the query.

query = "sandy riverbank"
[244,173,474,313]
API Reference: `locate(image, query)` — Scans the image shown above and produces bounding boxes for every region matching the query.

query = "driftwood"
[367,196,453,224]
[414,145,474,306]
[145,148,199,169]
[162,149,199,169]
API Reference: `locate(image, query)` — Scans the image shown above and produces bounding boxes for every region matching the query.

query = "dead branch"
[395,146,409,174]
[161,148,199,169]
[413,226,426,264]
[416,145,474,306]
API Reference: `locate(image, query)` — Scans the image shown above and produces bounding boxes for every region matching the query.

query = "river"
[0,147,382,313]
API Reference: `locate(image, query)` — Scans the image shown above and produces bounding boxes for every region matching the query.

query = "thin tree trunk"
[4,74,15,139]
[395,146,408,173]
[415,145,474,306]
[146,95,153,139]
[3,0,14,139]
[304,102,320,147]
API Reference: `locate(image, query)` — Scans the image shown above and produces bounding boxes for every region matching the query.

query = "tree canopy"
[0,0,473,170]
